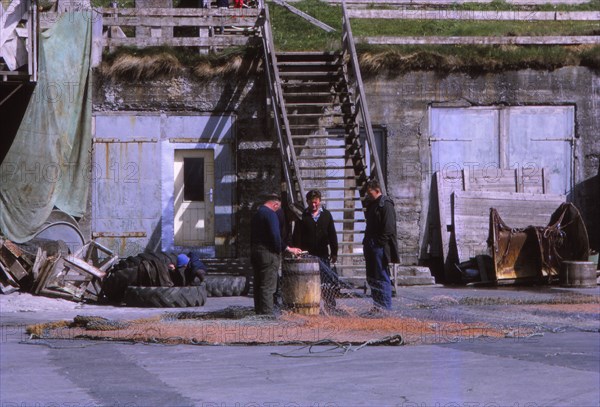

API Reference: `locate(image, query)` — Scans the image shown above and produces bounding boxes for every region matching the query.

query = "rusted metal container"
[559,261,597,288]
[282,256,321,316]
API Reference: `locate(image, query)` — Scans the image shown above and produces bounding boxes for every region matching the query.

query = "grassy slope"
[96,0,600,73]
[269,0,600,72]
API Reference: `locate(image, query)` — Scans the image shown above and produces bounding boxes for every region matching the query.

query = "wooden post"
[135,0,173,38]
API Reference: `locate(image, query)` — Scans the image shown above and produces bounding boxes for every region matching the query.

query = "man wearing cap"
[169,253,207,286]
[251,193,302,315]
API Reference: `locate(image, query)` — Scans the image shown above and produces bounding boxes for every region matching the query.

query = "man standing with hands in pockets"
[363,179,399,312]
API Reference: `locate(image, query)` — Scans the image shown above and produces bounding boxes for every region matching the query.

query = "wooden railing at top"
[346,7,600,45]
[325,0,593,5]
[38,6,264,50]
[341,1,386,196]
[259,4,306,213]
[100,6,262,49]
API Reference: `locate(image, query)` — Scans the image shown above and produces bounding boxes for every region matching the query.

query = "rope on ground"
[270,334,404,358]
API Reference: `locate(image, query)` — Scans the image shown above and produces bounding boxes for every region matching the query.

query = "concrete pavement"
[1,287,598,407]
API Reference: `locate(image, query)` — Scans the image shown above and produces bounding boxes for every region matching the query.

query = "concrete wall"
[365,66,599,270]
[92,66,279,257]
[93,65,599,263]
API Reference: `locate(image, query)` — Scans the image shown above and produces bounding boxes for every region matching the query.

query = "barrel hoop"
[282,269,319,276]
[284,302,320,309]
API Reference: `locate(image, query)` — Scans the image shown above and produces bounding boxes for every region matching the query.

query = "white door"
[174,149,215,246]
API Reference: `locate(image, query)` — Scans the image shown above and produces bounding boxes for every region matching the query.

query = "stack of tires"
[101,252,207,308]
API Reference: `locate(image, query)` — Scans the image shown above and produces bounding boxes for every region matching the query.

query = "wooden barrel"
[559,261,597,288]
[282,257,321,315]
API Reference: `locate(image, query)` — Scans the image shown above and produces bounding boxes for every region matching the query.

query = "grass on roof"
[97,0,600,75]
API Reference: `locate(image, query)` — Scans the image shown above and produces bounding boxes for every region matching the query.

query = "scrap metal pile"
[0,238,118,302]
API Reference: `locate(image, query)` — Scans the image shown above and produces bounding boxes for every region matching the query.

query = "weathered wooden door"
[174,149,215,246]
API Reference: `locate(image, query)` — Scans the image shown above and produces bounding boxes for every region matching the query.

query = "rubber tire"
[204,275,247,297]
[123,284,208,307]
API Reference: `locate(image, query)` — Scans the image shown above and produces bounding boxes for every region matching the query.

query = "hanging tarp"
[0,11,92,242]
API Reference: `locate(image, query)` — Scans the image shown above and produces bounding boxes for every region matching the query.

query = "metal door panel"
[506,106,573,195]
[430,107,499,174]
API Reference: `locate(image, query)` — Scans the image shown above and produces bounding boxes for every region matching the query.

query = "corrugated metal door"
[174,149,215,246]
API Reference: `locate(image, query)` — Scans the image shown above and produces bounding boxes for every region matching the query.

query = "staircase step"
[303,175,364,180]
[290,133,344,138]
[322,197,362,201]
[280,71,340,77]
[297,154,346,160]
[293,145,349,150]
[284,91,348,97]
[287,112,344,118]
[277,61,342,67]
[299,165,355,170]
[281,79,341,86]
[327,207,366,212]
[284,102,338,108]
[277,51,342,62]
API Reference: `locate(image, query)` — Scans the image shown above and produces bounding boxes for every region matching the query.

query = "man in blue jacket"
[251,193,301,315]
[363,179,400,311]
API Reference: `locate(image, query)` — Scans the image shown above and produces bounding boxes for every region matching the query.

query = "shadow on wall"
[419,173,450,284]
[570,165,600,255]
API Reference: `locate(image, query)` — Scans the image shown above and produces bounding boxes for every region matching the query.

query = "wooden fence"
[100,7,263,50]
[324,0,594,5]
[346,10,600,20]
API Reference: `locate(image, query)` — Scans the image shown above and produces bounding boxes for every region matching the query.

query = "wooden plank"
[435,168,549,266]
[103,36,256,47]
[102,16,258,26]
[98,7,261,17]
[358,36,600,45]
[453,191,566,263]
[325,0,592,5]
[347,9,600,20]
[31,248,47,282]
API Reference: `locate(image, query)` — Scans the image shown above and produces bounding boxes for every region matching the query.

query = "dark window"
[183,157,204,201]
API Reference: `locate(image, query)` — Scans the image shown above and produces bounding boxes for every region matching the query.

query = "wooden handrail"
[346,9,600,21]
[341,1,386,195]
[358,35,600,45]
[260,4,306,210]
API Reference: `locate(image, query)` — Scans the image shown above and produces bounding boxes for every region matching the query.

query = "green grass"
[351,19,600,37]
[96,0,600,73]
[266,0,599,71]
[269,0,342,51]
[91,0,135,7]
[357,44,600,74]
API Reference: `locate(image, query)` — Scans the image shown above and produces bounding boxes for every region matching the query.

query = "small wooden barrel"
[282,257,321,315]
[560,261,597,288]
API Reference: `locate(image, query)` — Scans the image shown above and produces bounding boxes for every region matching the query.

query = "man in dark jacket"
[363,179,400,311]
[251,193,302,315]
[169,253,207,286]
[292,189,340,311]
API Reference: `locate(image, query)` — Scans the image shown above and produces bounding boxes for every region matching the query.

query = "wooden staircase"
[260,4,386,284]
